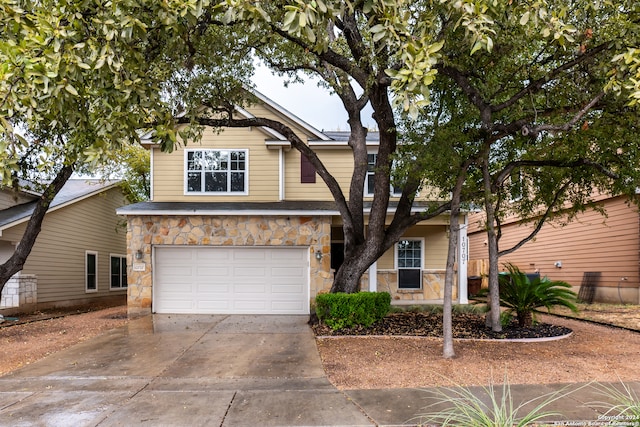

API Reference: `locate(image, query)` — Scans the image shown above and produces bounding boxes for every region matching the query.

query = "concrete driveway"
[0,315,373,427]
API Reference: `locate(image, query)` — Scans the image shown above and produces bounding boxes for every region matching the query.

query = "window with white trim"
[186,149,247,194]
[396,239,423,289]
[366,153,403,196]
[110,255,127,289]
[86,251,98,292]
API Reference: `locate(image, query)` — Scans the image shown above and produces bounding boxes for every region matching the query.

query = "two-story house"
[117,91,469,317]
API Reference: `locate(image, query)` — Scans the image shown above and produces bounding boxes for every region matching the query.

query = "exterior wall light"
[315,250,323,260]
[135,250,144,260]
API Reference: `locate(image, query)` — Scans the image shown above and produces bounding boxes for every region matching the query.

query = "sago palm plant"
[499,263,578,327]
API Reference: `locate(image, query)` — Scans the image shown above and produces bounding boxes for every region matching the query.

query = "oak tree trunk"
[481,157,502,332]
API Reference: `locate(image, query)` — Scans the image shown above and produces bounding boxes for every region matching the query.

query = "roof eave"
[0,182,121,232]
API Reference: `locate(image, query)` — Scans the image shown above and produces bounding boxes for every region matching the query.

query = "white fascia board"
[265,140,291,150]
[308,140,380,149]
[234,106,288,140]
[308,140,349,149]
[249,89,331,141]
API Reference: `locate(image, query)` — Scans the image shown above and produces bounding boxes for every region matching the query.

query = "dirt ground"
[2,303,640,391]
[0,305,128,376]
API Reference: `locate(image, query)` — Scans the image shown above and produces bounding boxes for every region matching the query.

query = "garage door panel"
[197,249,230,258]
[197,300,231,310]
[271,284,304,294]
[234,300,267,311]
[196,266,230,276]
[233,267,266,277]
[154,247,309,314]
[196,284,231,294]
[234,283,267,293]
[271,266,305,277]
[233,250,268,260]
[272,302,304,311]
[270,249,305,260]
[158,266,195,277]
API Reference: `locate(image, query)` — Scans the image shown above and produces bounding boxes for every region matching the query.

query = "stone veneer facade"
[0,274,37,312]
[126,215,333,317]
[361,270,457,302]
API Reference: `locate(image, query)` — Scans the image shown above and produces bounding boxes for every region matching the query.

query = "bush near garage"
[315,292,391,330]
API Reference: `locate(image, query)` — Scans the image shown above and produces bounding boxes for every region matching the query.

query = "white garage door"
[153,247,309,314]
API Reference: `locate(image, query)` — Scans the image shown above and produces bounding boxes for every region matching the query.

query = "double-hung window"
[110,255,127,289]
[396,239,423,289]
[365,153,403,197]
[86,251,98,292]
[186,149,247,194]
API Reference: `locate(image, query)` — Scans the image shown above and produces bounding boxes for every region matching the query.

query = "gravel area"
[316,314,640,390]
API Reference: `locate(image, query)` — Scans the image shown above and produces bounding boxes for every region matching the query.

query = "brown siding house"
[468,195,640,304]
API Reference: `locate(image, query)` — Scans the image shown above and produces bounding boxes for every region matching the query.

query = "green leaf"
[65,84,78,96]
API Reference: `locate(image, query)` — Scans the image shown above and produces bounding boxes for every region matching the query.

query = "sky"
[251,64,375,132]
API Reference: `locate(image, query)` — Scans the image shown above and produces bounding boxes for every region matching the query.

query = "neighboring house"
[117,91,470,317]
[467,193,640,304]
[0,180,128,314]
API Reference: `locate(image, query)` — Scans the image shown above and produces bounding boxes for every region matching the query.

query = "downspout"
[279,147,285,201]
[149,147,154,201]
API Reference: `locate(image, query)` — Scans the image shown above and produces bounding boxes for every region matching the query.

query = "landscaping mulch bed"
[311,311,572,340]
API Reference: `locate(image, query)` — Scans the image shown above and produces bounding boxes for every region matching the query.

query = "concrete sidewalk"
[0,314,636,426]
[346,382,640,426]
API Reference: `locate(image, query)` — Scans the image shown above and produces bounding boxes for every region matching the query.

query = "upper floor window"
[366,153,403,197]
[186,149,247,194]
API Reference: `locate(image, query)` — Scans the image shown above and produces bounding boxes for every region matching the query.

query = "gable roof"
[0,179,121,232]
[249,89,331,141]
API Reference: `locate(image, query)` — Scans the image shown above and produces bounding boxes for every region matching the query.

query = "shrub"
[499,263,578,327]
[315,292,391,330]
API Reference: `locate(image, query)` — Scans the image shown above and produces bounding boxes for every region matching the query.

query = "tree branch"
[498,181,571,257]
[491,43,611,113]
[523,91,606,137]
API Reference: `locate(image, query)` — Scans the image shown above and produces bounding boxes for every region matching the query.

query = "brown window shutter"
[301,154,316,183]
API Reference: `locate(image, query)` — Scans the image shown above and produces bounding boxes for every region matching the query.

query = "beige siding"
[244,102,315,139]
[1,188,127,304]
[285,149,354,201]
[152,127,281,202]
[468,196,640,290]
[376,223,450,270]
